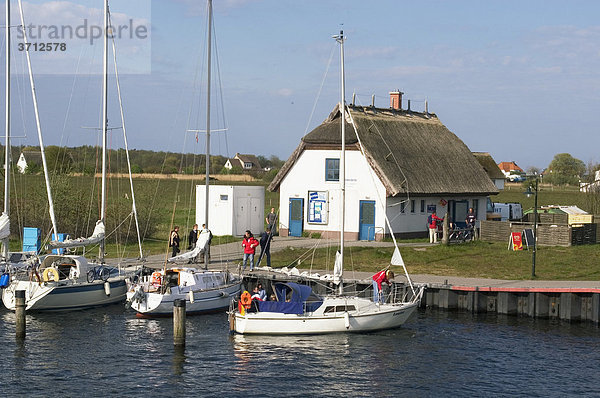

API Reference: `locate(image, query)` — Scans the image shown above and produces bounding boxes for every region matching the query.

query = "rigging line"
[304,44,336,136]
[211,17,230,158]
[346,108,416,296]
[109,10,143,259]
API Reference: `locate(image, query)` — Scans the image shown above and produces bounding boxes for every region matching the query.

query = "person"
[427,211,444,244]
[265,207,277,234]
[465,208,477,241]
[372,269,394,303]
[199,223,213,264]
[169,226,180,257]
[187,224,198,250]
[257,228,272,267]
[257,283,267,301]
[250,286,265,301]
[241,230,259,272]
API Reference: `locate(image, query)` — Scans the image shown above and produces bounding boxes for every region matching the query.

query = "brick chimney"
[389,90,403,110]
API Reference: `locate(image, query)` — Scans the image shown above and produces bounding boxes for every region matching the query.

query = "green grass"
[270,241,600,281]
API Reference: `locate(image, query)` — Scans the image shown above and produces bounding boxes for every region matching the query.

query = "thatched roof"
[472,152,504,180]
[269,105,498,196]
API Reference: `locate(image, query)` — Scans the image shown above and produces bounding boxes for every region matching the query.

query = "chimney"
[389,90,403,110]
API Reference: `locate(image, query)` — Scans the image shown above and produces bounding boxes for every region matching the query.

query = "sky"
[2,0,600,171]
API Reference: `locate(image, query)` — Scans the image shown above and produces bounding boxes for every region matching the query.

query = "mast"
[3,0,10,260]
[334,30,345,295]
[100,0,109,262]
[204,0,212,268]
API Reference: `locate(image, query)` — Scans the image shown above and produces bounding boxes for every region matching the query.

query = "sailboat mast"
[3,0,10,259]
[204,0,212,235]
[100,0,109,262]
[336,30,346,295]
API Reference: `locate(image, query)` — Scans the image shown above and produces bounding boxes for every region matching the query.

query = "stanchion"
[15,290,26,339]
[173,298,186,346]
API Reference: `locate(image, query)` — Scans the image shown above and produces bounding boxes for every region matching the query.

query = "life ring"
[42,268,60,282]
[151,272,162,286]
[240,291,252,309]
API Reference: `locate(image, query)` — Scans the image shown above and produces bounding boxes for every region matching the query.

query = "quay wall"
[421,284,600,324]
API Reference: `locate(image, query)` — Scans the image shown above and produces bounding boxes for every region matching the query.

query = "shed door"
[288,198,304,237]
[359,200,376,241]
[235,198,250,236]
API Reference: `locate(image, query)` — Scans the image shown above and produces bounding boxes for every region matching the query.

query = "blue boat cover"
[257,282,322,314]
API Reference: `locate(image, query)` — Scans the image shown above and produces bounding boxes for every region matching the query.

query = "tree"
[545,153,585,186]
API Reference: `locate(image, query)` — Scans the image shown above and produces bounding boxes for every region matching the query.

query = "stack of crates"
[22,227,41,253]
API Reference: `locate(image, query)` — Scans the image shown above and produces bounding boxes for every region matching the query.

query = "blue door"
[359,200,376,241]
[289,198,304,237]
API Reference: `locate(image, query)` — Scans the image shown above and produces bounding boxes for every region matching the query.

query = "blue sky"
[3,0,600,170]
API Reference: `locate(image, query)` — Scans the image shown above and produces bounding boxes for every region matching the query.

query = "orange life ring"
[240,291,252,309]
[151,272,162,285]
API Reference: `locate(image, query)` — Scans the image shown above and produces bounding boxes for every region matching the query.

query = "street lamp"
[524,175,539,278]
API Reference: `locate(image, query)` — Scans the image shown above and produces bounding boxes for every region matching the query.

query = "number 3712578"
[18,42,67,51]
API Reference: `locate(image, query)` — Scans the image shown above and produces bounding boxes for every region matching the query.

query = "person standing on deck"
[169,226,180,257]
[372,269,394,303]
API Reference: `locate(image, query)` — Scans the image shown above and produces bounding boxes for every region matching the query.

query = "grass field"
[271,241,600,281]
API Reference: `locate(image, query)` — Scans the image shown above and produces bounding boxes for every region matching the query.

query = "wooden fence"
[480,220,572,247]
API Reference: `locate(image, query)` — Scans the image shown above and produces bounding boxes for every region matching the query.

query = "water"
[1,305,598,397]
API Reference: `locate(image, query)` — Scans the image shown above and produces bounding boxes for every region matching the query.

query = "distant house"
[269,92,498,240]
[223,153,263,172]
[580,170,600,193]
[16,151,42,173]
[498,161,524,180]
[473,152,505,190]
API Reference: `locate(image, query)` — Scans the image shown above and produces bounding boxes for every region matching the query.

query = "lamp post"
[524,176,539,278]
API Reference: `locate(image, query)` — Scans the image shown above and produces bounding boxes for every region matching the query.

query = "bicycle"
[86,266,112,283]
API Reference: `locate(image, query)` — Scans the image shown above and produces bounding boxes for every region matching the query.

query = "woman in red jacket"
[242,230,260,272]
[372,269,394,303]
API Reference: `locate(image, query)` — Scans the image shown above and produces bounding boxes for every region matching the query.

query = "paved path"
[128,236,600,290]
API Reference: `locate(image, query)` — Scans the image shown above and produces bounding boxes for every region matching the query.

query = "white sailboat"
[229,31,424,335]
[126,0,241,317]
[2,0,139,311]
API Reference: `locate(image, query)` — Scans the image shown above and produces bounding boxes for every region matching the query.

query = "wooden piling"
[15,290,26,339]
[173,299,186,346]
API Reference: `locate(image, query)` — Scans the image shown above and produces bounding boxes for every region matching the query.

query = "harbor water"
[1,305,598,397]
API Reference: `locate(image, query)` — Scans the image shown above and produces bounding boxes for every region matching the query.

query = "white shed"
[195,185,265,237]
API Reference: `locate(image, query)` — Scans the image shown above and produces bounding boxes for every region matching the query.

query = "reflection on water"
[1,306,599,396]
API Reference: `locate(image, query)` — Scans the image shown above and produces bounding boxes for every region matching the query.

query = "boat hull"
[232,296,420,335]
[2,278,128,311]
[128,282,241,317]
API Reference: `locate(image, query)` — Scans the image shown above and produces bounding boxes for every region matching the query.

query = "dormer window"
[244,162,252,169]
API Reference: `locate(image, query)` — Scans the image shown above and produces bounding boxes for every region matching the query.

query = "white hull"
[128,282,241,316]
[2,277,128,311]
[231,294,421,335]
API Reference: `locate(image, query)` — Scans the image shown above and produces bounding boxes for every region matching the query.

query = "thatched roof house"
[472,152,505,190]
[270,104,498,196]
[270,97,498,240]
[224,153,262,171]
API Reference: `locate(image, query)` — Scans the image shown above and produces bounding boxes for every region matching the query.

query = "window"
[324,305,357,313]
[472,199,479,217]
[400,201,406,213]
[420,200,425,213]
[220,195,228,201]
[244,162,252,169]
[411,199,415,213]
[325,158,339,181]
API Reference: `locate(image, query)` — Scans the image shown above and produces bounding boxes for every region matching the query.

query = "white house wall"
[279,149,387,238]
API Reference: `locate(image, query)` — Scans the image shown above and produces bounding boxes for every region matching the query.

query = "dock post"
[15,290,26,339]
[173,299,186,346]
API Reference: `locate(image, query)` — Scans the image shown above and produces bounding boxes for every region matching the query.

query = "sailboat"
[126,0,241,317]
[228,31,424,335]
[2,0,139,311]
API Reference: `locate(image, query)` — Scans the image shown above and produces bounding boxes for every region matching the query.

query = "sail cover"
[391,247,405,267]
[0,213,10,240]
[333,250,342,285]
[167,230,210,263]
[47,220,105,249]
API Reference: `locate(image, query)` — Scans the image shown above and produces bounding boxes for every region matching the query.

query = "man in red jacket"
[428,211,444,244]
[372,269,394,303]
[242,230,260,272]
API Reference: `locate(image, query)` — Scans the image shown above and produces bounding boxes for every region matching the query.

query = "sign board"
[522,229,534,249]
[308,191,328,224]
[427,205,436,214]
[509,232,523,251]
